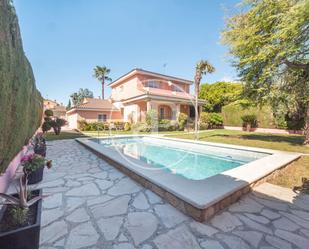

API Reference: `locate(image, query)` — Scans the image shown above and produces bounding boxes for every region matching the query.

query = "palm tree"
[194,60,215,139]
[93,66,112,99]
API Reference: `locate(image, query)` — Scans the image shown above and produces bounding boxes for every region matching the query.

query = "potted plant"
[21,153,52,185]
[32,133,46,157]
[241,114,258,131]
[0,172,45,249]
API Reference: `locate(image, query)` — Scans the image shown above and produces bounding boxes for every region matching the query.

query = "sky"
[14,0,239,105]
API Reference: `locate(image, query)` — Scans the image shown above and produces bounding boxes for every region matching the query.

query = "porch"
[134,100,203,123]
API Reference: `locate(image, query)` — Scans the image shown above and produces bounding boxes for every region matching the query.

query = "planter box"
[27,167,44,185]
[0,189,42,249]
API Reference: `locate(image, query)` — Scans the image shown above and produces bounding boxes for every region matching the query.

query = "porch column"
[146,101,151,112]
[136,104,141,122]
[174,104,180,120]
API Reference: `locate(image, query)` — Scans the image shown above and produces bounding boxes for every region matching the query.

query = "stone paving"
[38,140,309,249]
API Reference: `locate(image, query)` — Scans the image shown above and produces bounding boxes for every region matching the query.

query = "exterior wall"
[111,76,144,101]
[123,104,139,123]
[67,112,79,129]
[67,110,122,129]
[111,73,191,103]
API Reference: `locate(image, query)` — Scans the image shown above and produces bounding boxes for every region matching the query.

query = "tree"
[66,99,71,110]
[199,82,243,112]
[222,0,309,144]
[93,66,112,99]
[70,88,94,106]
[194,60,215,139]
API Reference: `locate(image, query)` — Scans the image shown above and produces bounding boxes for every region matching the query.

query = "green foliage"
[200,112,223,129]
[131,122,151,132]
[124,122,131,131]
[42,121,52,133]
[199,82,243,112]
[222,0,309,143]
[10,206,28,226]
[222,102,275,128]
[70,88,94,106]
[146,109,158,125]
[66,99,71,110]
[241,114,258,129]
[177,113,188,131]
[44,109,53,117]
[21,154,45,174]
[50,118,66,135]
[0,1,43,173]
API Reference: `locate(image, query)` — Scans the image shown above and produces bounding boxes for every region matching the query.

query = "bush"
[146,109,158,127]
[124,122,131,131]
[200,112,223,129]
[222,102,275,128]
[241,114,258,131]
[44,109,53,117]
[0,1,43,172]
[78,120,88,130]
[177,113,188,131]
[131,122,151,132]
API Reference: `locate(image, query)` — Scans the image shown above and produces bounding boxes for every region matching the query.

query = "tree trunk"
[102,79,105,99]
[194,82,200,140]
[304,105,309,145]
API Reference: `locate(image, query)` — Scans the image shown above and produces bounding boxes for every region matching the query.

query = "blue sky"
[14,0,239,105]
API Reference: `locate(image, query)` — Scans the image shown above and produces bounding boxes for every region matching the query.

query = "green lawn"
[168,129,309,154]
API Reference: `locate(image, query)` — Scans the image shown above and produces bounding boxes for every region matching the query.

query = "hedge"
[221,102,275,128]
[0,1,43,173]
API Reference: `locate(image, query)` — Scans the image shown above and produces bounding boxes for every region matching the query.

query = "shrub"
[146,109,158,126]
[177,113,188,131]
[131,122,151,132]
[200,112,223,129]
[50,118,66,135]
[44,109,53,117]
[0,1,43,172]
[42,121,52,133]
[241,114,258,131]
[78,120,88,130]
[222,102,274,128]
[124,122,131,131]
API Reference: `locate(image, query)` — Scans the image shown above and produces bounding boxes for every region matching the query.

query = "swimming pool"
[77,135,300,221]
[96,136,269,180]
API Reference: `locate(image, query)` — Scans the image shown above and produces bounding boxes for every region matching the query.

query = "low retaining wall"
[0,146,28,193]
[224,126,304,135]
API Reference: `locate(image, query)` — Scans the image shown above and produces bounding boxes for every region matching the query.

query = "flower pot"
[27,166,44,184]
[0,189,42,249]
[34,147,46,157]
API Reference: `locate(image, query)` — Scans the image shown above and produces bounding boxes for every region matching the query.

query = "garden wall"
[221,103,275,128]
[0,0,43,173]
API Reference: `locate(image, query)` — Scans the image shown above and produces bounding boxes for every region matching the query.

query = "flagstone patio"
[38,139,309,249]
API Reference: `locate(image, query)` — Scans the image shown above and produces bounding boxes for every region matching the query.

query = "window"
[145,80,160,88]
[98,114,107,122]
[171,85,182,92]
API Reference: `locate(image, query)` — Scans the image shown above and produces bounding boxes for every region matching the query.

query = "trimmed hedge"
[0,1,43,173]
[221,103,275,128]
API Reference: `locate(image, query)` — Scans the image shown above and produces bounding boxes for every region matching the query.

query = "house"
[43,99,67,119]
[66,69,204,129]
[110,68,204,123]
[66,98,122,129]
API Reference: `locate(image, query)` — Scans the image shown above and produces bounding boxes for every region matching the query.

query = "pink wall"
[0,145,28,193]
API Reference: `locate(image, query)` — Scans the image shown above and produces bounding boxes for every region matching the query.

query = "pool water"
[96,137,269,180]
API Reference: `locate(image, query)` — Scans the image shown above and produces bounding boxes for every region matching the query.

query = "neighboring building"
[66,98,122,129]
[66,69,205,129]
[43,99,67,119]
[110,68,204,123]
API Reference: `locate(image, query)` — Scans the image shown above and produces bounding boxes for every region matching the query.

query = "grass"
[168,129,309,154]
[267,156,309,193]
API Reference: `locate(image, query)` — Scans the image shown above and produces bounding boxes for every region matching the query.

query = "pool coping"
[76,135,301,221]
